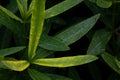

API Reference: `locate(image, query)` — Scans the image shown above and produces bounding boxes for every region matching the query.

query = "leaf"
[87,29,112,55]
[55,14,100,45]
[1,60,30,71]
[0,46,25,57]
[28,69,51,80]
[45,0,83,19]
[46,73,72,80]
[16,0,28,19]
[115,58,120,69]
[28,0,45,60]
[0,5,23,22]
[68,67,81,80]
[33,55,98,67]
[33,48,54,60]
[0,10,21,34]
[39,35,70,51]
[96,0,112,8]
[101,52,120,74]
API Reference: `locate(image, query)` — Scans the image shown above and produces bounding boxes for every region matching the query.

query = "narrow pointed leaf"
[87,29,112,55]
[39,35,70,51]
[33,55,98,67]
[33,48,53,60]
[0,5,23,22]
[16,0,28,18]
[102,52,120,74]
[0,10,21,34]
[28,69,51,80]
[45,0,83,19]
[55,14,100,45]
[1,60,30,71]
[28,0,45,60]
[0,46,25,57]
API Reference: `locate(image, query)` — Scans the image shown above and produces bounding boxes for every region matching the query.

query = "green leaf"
[28,0,45,60]
[47,73,72,80]
[45,0,83,19]
[28,69,51,80]
[0,10,21,34]
[55,14,100,45]
[115,58,120,69]
[33,48,54,60]
[68,67,81,80]
[87,29,112,55]
[39,35,70,51]
[1,60,30,71]
[101,52,120,74]
[0,5,23,23]
[0,46,25,57]
[16,0,28,19]
[33,55,98,67]
[96,0,112,8]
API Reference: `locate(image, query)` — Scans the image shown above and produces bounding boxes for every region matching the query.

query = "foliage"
[0,0,120,80]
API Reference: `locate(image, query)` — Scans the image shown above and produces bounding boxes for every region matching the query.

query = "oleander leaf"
[0,46,25,57]
[45,0,83,19]
[28,69,51,80]
[1,60,30,71]
[28,0,45,60]
[0,5,23,22]
[33,55,98,67]
[87,29,112,55]
[55,14,100,45]
[102,52,120,74]
[39,35,70,51]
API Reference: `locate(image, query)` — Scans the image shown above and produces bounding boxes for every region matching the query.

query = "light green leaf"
[115,58,120,69]
[0,46,25,57]
[0,5,23,22]
[96,0,112,8]
[87,29,112,55]
[33,55,98,67]
[102,52,120,74]
[45,0,83,19]
[1,60,30,71]
[28,69,51,80]
[46,73,72,80]
[39,35,70,51]
[55,14,100,45]
[28,0,45,60]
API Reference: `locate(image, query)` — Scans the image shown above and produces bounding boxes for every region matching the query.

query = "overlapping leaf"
[87,29,112,55]
[33,55,98,67]
[39,35,70,51]
[45,0,83,19]
[0,46,25,57]
[28,69,51,80]
[55,14,100,45]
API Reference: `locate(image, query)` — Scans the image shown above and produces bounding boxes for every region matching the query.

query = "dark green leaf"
[0,46,25,57]
[101,52,120,74]
[55,14,100,45]
[39,35,70,51]
[45,0,83,19]
[0,5,23,22]
[47,73,72,80]
[28,69,51,80]
[87,29,112,55]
